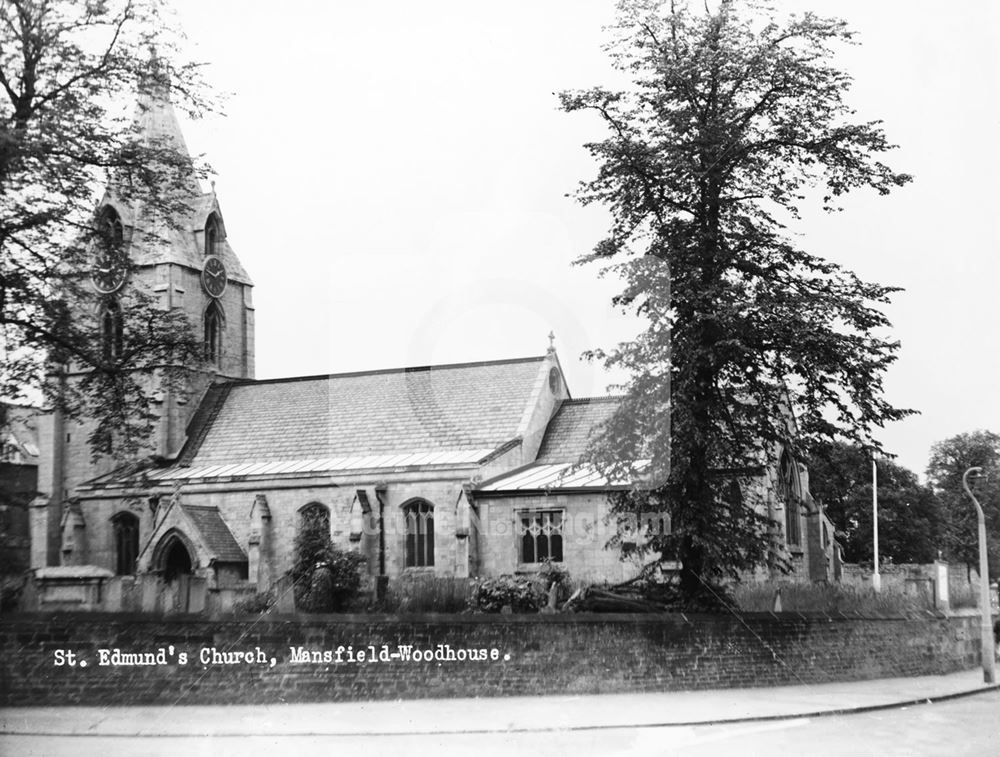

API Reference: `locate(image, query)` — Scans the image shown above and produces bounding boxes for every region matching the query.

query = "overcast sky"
[168,0,999,478]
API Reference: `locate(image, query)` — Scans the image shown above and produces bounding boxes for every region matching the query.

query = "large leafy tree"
[0,0,210,458]
[926,430,1000,580]
[561,0,912,599]
[808,442,942,565]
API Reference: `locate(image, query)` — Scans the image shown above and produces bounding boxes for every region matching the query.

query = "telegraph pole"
[962,466,996,684]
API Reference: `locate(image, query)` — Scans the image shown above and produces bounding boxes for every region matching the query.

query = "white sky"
[169,0,999,479]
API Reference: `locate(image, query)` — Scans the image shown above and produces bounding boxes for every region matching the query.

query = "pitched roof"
[146,449,504,484]
[535,397,619,463]
[181,505,246,563]
[178,356,548,468]
[476,397,630,494]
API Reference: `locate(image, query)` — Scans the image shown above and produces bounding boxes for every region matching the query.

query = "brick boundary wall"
[0,610,983,706]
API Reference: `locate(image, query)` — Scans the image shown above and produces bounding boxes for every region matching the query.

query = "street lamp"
[872,457,881,592]
[962,466,996,684]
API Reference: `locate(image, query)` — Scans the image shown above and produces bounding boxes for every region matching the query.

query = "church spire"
[124,51,201,197]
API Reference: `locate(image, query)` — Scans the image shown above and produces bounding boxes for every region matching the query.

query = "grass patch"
[948,584,980,610]
[732,582,933,614]
[371,576,473,613]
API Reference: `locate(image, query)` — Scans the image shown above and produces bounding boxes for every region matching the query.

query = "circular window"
[548,367,561,394]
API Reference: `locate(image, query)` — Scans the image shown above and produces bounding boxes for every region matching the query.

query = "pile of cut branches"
[563,574,732,614]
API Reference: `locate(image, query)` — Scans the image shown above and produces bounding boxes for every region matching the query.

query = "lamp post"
[962,466,996,684]
[872,457,881,592]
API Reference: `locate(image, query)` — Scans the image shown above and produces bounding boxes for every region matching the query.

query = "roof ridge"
[220,355,548,387]
[559,395,624,405]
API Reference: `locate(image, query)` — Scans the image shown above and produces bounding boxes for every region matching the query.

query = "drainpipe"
[375,484,388,600]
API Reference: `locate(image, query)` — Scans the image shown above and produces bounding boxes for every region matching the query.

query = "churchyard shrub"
[232,589,276,615]
[471,561,574,613]
[0,574,24,612]
[473,574,542,613]
[289,510,366,612]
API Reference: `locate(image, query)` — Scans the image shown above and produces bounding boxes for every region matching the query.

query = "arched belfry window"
[203,301,224,366]
[112,511,139,576]
[777,449,801,547]
[98,206,124,251]
[403,500,434,568]
[100,298,124,361]
[205,214,220,257]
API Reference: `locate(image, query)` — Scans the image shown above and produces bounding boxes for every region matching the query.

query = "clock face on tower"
[90,251,128,294]
[201,255,228,298]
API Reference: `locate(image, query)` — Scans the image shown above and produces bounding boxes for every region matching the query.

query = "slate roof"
[178,356,548,468]
[181,505,246,562]
[477,397,631,493]
[535,397,619,463]
[146,450,503,484]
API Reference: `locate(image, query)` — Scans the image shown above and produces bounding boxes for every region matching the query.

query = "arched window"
[100,298,124,361]
[203,301,224,366]
[98,206,124,251]
[205,214,220,257]
[112,512,139,576]
[300,502,331,536]
[777,450,801,547]
[403,500,434,568]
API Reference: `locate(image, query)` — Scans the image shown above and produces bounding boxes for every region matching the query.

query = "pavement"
[1,668,998,737]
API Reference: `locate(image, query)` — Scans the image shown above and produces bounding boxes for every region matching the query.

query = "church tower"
[31,69,254,568]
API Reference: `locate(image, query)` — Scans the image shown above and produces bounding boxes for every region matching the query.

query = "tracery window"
[403,500,434,568]
[300,502,330,534]
[99,206,124,250]
[777,450,801,547]
[518,510,563,564]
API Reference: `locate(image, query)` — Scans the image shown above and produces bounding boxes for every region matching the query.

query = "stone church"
[27,82,838,605]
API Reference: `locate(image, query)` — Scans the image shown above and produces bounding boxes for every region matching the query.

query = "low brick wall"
[0,610,983,706]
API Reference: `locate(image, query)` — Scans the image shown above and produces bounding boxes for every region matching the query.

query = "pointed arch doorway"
[162,537,193,583]
[152,530,197,612]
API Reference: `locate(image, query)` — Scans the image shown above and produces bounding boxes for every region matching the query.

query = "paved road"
[3,690,998,757]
